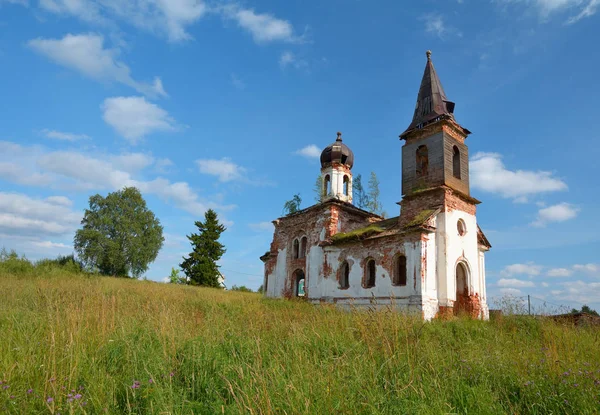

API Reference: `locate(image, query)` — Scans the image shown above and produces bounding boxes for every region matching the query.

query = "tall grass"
[1,271,599,414]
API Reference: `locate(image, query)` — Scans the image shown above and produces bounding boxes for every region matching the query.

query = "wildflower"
[27,389,34,394]
[78,385,84,391]
[2,385,9,390]
[131,381,141,390]
[49,377,55,383]
[9,395,15,399]
[169,372,174,377]
[149,379,154,384]
[574,383,579,387]
[47,397,54,403]
[75,394,82,400]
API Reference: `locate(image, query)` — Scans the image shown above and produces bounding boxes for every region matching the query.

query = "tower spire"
[401,50,456,137]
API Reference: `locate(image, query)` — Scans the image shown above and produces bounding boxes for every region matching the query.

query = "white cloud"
[222,6,298,43]
[558,280,600,305]
[501,263,543,277]
[424,14,446,37]
[499,0,599,23]
[498,278,535,288]
[0,192,81,236]
[470,152,567,201]
[46,196,73,207]
[38,0,207,42]
[42,129,90,141]
[279,51,307,69]
[111,153,155,173]
[196,158,247,182]
[573,263,599,276]
[0,162,53,186]
[532,202,579,227]
[29,33,167,98]
[32,240,72,249]
[541,282,550,287]
[295,144,321,159]
[102,96,178,143]
[248,222,274,232]
[547,267,573,277]
[500,288,523,296]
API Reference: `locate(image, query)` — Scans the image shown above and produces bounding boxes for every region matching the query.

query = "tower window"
[453,146,461,179]
[457,219,466,236]
[324,175,331,196]
[339,261,350,289]
[293,239,299,259]
[416,145,429,177]
[343,175,349,196]
[392,254,407,286]
[363,259,376,288]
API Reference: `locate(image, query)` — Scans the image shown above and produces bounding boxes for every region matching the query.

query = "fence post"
[528,295,531,316]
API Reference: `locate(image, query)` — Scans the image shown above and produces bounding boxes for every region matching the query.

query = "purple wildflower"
[68,398,74,403]
[79,386,84,391]
[75,394,82,399]
[2,385,9,390]
[9,396,15,399]
[574,383,579,387]
[131,381,141,390]
[27,389,34,394]
[169,372,174,377]
[149,379,154,384]
[47,397,54,403]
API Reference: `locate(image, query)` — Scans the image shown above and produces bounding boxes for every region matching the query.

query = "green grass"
[1,272,600,414]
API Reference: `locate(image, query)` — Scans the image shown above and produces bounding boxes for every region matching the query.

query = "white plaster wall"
[437,209,488,317]
[266,247,288,298]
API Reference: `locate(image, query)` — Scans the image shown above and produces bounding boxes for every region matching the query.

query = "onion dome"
[320,132,354,169]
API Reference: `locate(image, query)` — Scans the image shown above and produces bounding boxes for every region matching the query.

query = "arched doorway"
[293,269,305,297]
[454,262,469,315]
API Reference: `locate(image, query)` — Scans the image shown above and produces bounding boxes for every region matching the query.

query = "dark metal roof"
[401,51,456,137]
[320,132,354,169]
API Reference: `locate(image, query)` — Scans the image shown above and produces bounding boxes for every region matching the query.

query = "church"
[260,51,491,320]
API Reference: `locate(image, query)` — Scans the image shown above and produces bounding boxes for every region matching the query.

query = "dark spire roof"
[401,51,456,137]
[320,132,354,169]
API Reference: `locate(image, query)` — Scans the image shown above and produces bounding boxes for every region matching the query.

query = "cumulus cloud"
[547,267,573,277]
[222,5,299,43]
[573,263,599,276]
[32,240,72,249]
[38,0,207,42]
[46,196,73,207]
[41,129,90,141]
[0,192,81,236]
[102,96,178,143]
[501,263,543,277]
[498,278,535,288]
[29,33,167,98]
[470,152,567,201]
[500,288,523,296]
[196,158,247,182]
[294,144,321,159]
[532,202,579,227]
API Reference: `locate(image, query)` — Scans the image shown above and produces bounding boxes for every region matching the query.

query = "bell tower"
[400,50,471,199]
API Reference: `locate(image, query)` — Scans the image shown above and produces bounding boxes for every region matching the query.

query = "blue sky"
[0,0,599,310]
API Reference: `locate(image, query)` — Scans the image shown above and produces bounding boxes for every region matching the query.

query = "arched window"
[300,237,308,258]
[324,175,331,196]
[416,145,429,177]
[453,146,461,179]
[339,261,350,289]
[363,259,376,288]
[393,255,407,286]
[343,175,350,196]
[456,262,468,298]
[293,239,299,259]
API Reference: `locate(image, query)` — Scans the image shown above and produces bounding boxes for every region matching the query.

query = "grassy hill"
[1,271,599,414]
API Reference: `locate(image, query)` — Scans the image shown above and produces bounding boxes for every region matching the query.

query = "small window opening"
[364,259,376,288]
[453,146,461,179]
[339,261,350,289]
[341,154,348,164]
[416,145,429,177]
[343,175,349,196]
[293,239,299,259]
[393,255,407,286]
[457,219,466,236]
[324,175,331,196]
[300,237,307,258]
[293,269,305,297]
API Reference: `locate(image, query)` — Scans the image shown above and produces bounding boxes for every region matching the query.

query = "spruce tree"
[180,209,226,287]
[313,174,325,202]
[367,172,384,216]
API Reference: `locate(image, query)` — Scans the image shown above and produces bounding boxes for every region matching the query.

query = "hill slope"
[1,272,599,414]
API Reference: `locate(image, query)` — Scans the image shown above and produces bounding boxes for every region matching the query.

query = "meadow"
[1,265,599,414]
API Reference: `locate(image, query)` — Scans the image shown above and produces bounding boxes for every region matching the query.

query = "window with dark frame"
[393,255,407,286]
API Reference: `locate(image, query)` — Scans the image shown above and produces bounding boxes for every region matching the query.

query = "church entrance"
[454,262,469,316]
[293,269,305,297]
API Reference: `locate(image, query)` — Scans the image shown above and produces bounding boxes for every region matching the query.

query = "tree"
[180,209,226,287]
[367,172,385,216]
[353,174,370,210]
[313,175,325,203]
[283,194,302,215]
[74,187,164,278]
[257,284,264,294]
[230,285,253,292]
[571,305,599,316]
[168,267,187,284]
